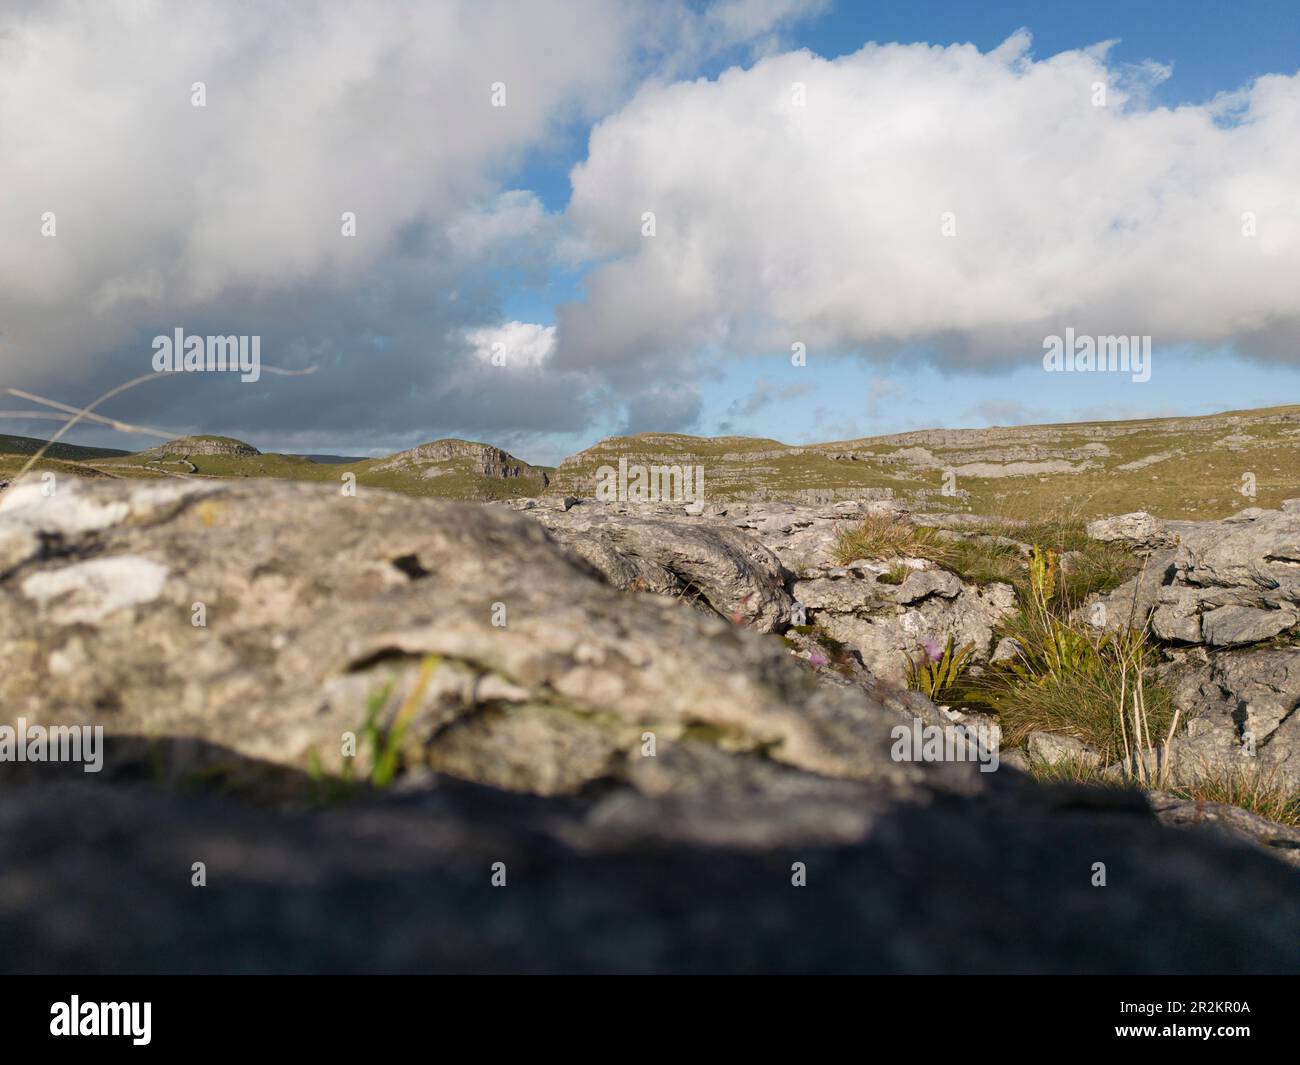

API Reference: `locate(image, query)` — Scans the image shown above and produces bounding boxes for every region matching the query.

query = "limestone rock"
[1085,503,1300,649]
[0,476,929,792]
[796,570,1015,685]
[1085,511,1177,549]
[1159,646,1300,789]
[1201,605,1299,647]
[4,475,1300,974]
[369,439,549,489]
[139,435,260,458]
[519,501,795,633]
[1027,732,1103,768]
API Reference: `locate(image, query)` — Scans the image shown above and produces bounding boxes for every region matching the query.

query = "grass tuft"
[833,513,946,563]
[832,510,1135,599]
[1167,762,1300,828]
[949,543,1175,768]
[1025,754,1122,788]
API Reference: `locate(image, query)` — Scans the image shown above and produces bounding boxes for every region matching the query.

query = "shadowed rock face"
[2,776,1299,974]
[1,476,1298,973]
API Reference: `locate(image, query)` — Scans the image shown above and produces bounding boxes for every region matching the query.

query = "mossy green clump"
[876,563,911,585]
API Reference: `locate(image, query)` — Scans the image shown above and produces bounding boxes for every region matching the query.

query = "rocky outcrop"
[1027,731,1102,768]
[1070,504,1300,792]
[140,435,260,457]
[369,439,549,487]
[793,563,1015,685]
[1158,646,1300,790]
[512,497,1015,683]
[0,477,931,792]
[1086,511,1180,550]
[1084,504,1300,647]
[514,499,795,633]
[1147,791,1300,864]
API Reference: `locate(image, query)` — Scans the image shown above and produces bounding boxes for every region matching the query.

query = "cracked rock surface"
[1,477,1298,973]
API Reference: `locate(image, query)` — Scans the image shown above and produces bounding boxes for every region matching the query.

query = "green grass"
[1022,744,1300,830]
[877,563,911,585]
[86,439,551,501]
[0,454,118,482]
[1060,540,1139,601]
[1167,763,1300,828]
[903,634,976,701]
[833,513,948,563]
[926,535,1023,586]
[831,513,1021,578]
[0,433,129,461]
[975,645,1175,762]
[8,403,1300,513]
[542,405,1300,515]
[831,514,1027,588]
[308,656,442,800]
[833,510,1138,603]
[1025,754,1122,788]
[931,540,1177,764]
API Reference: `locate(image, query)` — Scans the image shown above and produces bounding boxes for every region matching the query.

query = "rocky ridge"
[139,435,261,457]
[542,406,1300,516]
[368,439,549,488]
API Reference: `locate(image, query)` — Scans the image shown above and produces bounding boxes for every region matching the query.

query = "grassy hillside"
[0,434,554,502]
[548,406,1300,519]
[0,433,129,461]
[4,405,1298,517]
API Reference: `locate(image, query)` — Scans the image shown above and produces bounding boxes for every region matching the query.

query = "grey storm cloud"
[0,0,821,451]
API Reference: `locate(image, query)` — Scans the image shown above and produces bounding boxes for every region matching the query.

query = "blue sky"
[802,0,1300,103]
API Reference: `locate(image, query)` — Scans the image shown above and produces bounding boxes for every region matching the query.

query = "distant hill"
[5,405,1299,517]
[1,433,552,502]
[138,435,261,458]
[547,405,1300,520]
[0,433,129,461]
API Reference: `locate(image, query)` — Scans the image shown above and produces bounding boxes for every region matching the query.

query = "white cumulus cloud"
[556,31,1300,371]
[467,322,557,368]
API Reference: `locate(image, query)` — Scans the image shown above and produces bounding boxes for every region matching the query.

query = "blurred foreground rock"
[2,774,1298,974]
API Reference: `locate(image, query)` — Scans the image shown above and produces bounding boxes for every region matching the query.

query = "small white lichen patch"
[0,479,130,531]
[22,555,170,624]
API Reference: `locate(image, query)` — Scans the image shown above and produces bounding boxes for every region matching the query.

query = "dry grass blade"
[1,363,318,493]
[6,387,178,440]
